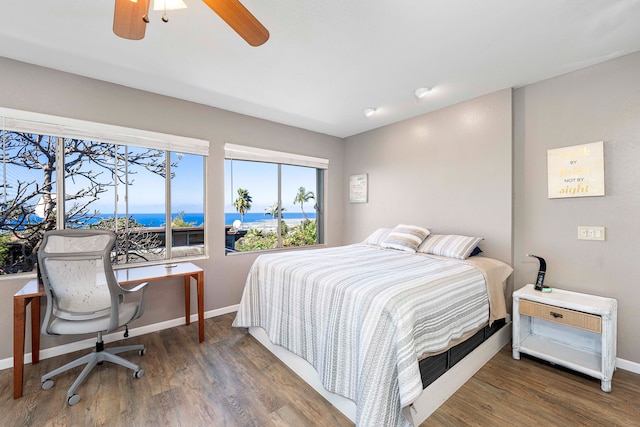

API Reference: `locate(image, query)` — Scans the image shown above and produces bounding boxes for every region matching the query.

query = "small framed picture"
[349,173,368,203]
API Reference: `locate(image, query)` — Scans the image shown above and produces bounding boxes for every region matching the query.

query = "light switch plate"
[578,226,605,241]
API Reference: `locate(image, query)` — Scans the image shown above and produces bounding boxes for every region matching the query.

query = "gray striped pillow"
[418,234,483,259]
[380,224,430,253]
[363,228,393,246]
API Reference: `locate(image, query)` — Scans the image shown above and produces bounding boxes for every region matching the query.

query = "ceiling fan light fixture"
[414,87,432,100]
[363,108,377,118]
[152,0,187,11]
[114,0,269,46]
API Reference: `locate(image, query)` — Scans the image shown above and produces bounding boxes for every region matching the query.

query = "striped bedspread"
[233,244,493,427]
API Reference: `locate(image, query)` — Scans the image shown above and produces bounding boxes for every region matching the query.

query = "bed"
[233,235,513,426]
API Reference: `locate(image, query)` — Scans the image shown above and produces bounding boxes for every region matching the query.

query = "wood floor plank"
[421,347,640,427]
[2,313,639,426]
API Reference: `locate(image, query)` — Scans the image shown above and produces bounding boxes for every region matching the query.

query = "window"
[224,144,327,253]
[0,109,208,275]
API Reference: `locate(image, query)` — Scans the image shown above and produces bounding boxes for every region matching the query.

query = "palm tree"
[293,187,315,221]
[233,188,252,226]
[264,201,286,219]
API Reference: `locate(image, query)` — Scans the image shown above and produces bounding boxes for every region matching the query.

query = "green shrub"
[235,220,317,251]
[235,228,278,251]
[172,211,195,228]
[285,220,317,247]
[0,233,11,270]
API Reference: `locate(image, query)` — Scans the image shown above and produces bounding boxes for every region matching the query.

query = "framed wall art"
[547,141,605,199]
[349,173,368,203]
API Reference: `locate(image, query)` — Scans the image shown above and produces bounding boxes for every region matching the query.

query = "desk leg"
[13,297,28,399]
[196,271,204,343]
[31,297,40,365]
[183,276,191,326]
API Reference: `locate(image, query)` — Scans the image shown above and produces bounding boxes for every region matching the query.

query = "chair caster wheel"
[134,369,145,379]
[139,348,147,356]
[42,379,54,390]
[67,394,81,406]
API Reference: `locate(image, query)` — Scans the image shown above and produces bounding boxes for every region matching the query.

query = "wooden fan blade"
[202,0,270,46]
[113,0,150,40]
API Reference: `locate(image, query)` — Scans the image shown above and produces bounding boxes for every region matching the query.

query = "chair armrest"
[113,281,149,329]
[123,282,148,293]
[117,281,148,304]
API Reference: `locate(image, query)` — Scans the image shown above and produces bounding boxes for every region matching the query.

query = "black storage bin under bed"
[419,318,506,389]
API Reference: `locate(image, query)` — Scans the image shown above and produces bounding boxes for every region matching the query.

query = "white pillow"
[380,224,431,253]
[418,234,483,259]
[362,228,393,246]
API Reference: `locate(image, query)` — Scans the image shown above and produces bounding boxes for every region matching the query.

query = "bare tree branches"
[0,131,174,274]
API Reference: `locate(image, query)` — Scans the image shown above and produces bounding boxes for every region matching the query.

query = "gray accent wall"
[513,52,640,363]
[342,52,640,364]
[343,89,513,266]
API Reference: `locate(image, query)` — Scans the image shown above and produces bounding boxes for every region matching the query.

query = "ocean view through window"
[224,144,327,254]
[1,108,208,275]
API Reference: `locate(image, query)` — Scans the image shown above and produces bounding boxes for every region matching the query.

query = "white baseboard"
[1,304,239,371]
[616,357,640,374]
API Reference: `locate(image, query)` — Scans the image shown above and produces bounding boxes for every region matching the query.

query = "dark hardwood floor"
[2,314,639,426]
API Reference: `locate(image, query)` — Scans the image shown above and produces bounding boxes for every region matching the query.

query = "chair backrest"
[38,229,119,330]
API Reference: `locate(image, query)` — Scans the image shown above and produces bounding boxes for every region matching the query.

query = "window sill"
[112,254,209,270]
[0,271,37,283]
[0,255,209,282]
[225,243,326,257]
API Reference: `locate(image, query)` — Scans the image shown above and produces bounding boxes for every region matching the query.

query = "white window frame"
[224,143,328,253]
[0,108,209,275]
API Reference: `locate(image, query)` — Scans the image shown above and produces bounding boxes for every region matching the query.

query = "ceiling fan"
[113,0,269,46]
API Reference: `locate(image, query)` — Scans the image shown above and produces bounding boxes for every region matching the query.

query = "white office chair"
[37,229,148,405]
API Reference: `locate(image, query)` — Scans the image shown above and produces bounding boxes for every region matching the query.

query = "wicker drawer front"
[519,300,602,333]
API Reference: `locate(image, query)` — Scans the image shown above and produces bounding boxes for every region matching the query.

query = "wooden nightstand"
[512,284,617,392]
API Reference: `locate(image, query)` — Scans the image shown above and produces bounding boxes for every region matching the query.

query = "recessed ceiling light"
[414,87,432,100]
[363,107,377,117]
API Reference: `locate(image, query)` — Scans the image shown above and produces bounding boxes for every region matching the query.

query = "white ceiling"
[1,1,640,138]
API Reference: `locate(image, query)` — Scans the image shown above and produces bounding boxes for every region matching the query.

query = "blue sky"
[3,133,314,217]
[224,160,317,214]
[86,150,205,214]
[10,145,207,215]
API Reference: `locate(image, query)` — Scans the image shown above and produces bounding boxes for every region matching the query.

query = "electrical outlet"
[578,226,605,241]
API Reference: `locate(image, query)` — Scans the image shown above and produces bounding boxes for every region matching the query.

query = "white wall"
[0,57,345,359]
[513,51,640,363]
